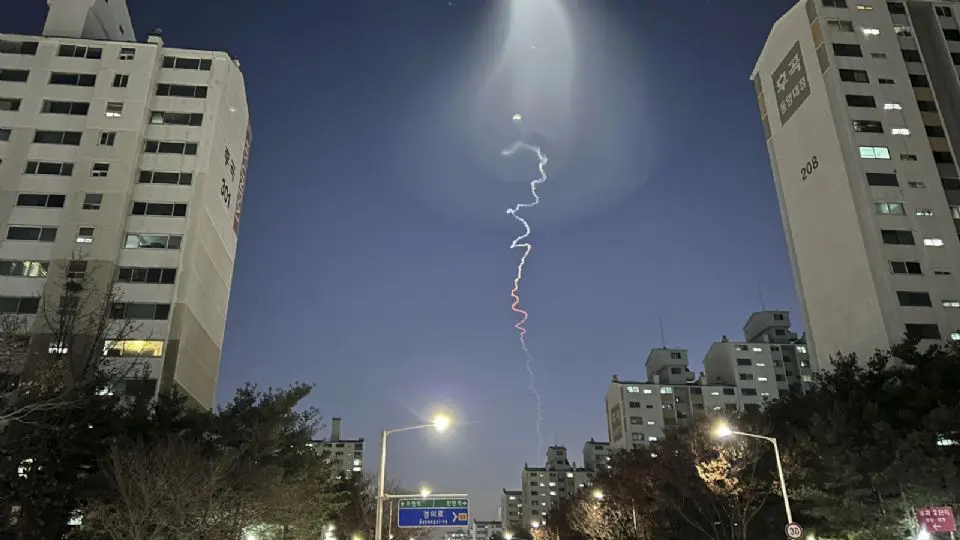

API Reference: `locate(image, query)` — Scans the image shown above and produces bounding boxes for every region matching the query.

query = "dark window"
[937,6,953,16]
[16,193,65,208]
[0,260,49,277]
[0,98,21,111]
[57,45,102,59]
[0,40,39,55]
[891,261,922,275]
[109,302,171,321]
[124,234,182,250]
[24,161,73,176]
[723,388,735,395]
[952,53,960,65]
[0,69,29,83]
[156,83,208,98]
[143,140,198,155]
[905,323,940,340]
[878,77,895,84]
[881,229,915,245]
[917,100,938,112]
[741,388,758,396]
[839,68,869,83]
[736,358,752,366]
[925,125,946,138]
[824,0,848,6]
[6,226,57,242]
[82,193,102,210]
[149,111,203,126]
[41,100,89,115]
[945,29,960,41]
[897,291,933,307]
[933,152,954,164]
[116,267,177,284]
[112,74,129,88]
[49,72,96,86]
[833,43,863,57]
[888,2,906,14]
[866,172,899,186]
[0,128,9,141]
[161,56,212,71]
[846,94,876,108]
[909,74,930,87]
[131,202,188,217]
[853,120,883,133]
[943,178,960,190]
[33,130,82,145]
[0,297,40,315]
[138,171,193,185]
[902,49,922,63]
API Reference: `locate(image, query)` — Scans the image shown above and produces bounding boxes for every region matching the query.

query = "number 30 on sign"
[801,156,818,181]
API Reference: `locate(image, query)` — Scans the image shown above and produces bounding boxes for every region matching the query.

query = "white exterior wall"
[753,0,960,366]
[0,31,250,409]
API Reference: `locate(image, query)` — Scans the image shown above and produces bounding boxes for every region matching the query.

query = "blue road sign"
[397,498,469,528]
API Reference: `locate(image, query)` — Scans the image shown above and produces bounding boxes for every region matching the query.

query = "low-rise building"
[470,519,502,540]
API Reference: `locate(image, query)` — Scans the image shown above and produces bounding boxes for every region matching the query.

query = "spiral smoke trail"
[503,140,547,457]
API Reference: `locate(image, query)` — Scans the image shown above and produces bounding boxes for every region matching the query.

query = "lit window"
[761,392,771,397]
[756,362,766,367]
[875,202,905,215]
[642,388,653,394]
[860,146,891,159]
[758,377,769,382]
[951,206,960,219]
[801,375,813,382]
[105,102,123,118]
[647,420,655,425]
[103,339,165,357]
[856,4,873,9]
[626,385,639,393]
[943,300,960,308]
[710,391,720,396]
[862,27,880,35]
[797,346,807,353]
[915,208,934,216]
[884,102,903,110]
[924,238,945,247]
[660,386,673,394]
[951,332,960,341]
[352,466,361,472]
[894,25,912,36]
[75,227,95,244]
[648,437,658,442]
[752,347,762,352]
[353,459,361,466]
[565,472,572,478]
[891,128,910,135]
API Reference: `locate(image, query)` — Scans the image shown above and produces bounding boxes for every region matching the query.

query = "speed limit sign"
[785,522,803,539]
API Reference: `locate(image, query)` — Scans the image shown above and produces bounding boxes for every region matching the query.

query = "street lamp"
[592,489,604,500]
[374,414,452,540]
[419,486,432,498]
[714,421,793,526]
[503,533,514,540]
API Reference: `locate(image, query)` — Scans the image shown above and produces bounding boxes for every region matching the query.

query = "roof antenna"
[758,281,767,311]
[659,316,667,349]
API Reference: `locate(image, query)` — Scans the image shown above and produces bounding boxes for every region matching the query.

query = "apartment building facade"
[308,417,364,479]
[0,0,250,408]
[499,489,522,533]
[470,519,503,540]
[753,0,960,366]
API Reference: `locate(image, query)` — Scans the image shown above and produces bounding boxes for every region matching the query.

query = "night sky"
[6,0,801,521]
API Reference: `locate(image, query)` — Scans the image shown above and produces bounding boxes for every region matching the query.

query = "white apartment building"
[606,312,813,450]
[752,0,960,367]
[518,446,593,531]
[581,438,611,471]
[308,417,364,479]
[499,489,522,533]
[0,0,250,408]
[470,519,503,540]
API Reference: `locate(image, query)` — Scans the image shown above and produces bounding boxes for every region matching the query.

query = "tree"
[332,473,431,540]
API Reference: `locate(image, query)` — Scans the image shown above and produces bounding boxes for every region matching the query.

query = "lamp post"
[714,423,793,525]
[374,414,451,540]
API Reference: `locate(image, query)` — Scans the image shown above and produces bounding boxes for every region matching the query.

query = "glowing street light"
[374,413,454,540]
[419,486,432,498]
[504,533,514,540]
[592,489,604,500]
[713,421,793,527]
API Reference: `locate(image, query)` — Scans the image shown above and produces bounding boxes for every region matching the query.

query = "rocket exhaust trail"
[503,140,547,457]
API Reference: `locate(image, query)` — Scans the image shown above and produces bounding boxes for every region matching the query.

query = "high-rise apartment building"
[0,0,250,408]
[308,417,364,479]
[581,438,611,471]
[518,446,594,531]
[605,311,812,450]
[499,489,522,533]
[752,0,960,366]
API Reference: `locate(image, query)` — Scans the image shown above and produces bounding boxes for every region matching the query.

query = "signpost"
[785,522,803,539]
[397,498,469,528]
[916,506,956,535]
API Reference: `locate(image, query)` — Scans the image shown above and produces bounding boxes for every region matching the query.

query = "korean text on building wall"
[771,41,810,125]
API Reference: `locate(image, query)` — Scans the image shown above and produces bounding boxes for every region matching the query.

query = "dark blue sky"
[7,0,800,521]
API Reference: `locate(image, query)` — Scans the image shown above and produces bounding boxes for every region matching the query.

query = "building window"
[130,202,188,217]
[891,261,922,275]
[143,140,198,155]
[116,267,177,284]
[150,111,203,126]
[105,102,124,118]
[33,130,82,145]
[951,206,960,219]
[0,98,21,111]
[99,131,116,146]
[866,172,898,186]
[878,77,895,84]
[124,233,182,250]
[82,193,102,210]
[883,102,902,111]
[156,83,208,98]
[943,300,960,308]
[6,226,57,242]
[875,202,905,215]
[839,68,869,83]
[0,69,29,83]
[880,229,914,245]
[91,163,110,178]
[944,29,960,41]
[57,44,102,59]
[49,72,96,87]
[75,227,95,244]
[917,100,937,112]
[118,47,136,60]
[925,125,946,138]
[109,302,171,321]
[104,339,164,357]
[902,49,922,63]
[859,146,891,159]
[161,56,213,71]
[138,170,193,185]
[0,260,48,277]
[0,297,40,315]
[909,74,930,87]
[923,238,945,247]
[0,128,9,141]
[16,193,65,208]
[629,416,643,425]
[112,74,129,88]
[853,120,883,133]
[670,352,681,359]
[905,323,940,340]
[737,358,752,366]
[826,18,854,31]
[891,128,910,135]
[915,208,934,216]
[908,181,926,188]
[41,100,89,115]
[824,0,848,6]
[936,6,953,16]
[24,161,73,176]
[833,43,863,57]
[894,25,912,36]
[897,291,932,307]
[933,152,954,164]
[0,39,39,55]
[846,94,876,108]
